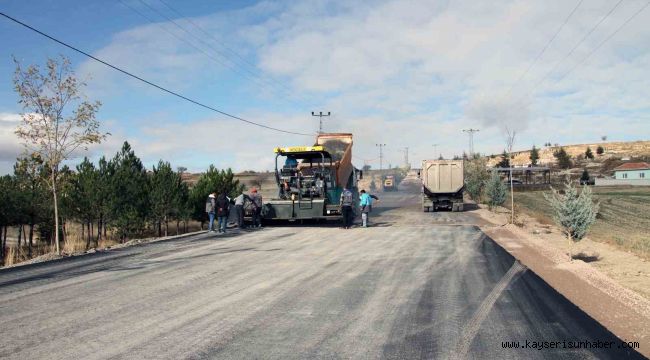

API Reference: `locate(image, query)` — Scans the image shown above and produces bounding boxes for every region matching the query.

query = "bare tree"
[504,126,516,224]
[13,55,107,254]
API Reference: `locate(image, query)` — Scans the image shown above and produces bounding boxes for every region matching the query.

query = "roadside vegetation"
[1,56,243,267]
[465,146,650,259]
[0,142,244,266]
[514,187,650,259]
[544,179,599,258]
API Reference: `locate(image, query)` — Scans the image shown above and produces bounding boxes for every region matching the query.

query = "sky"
[1,0,649,174]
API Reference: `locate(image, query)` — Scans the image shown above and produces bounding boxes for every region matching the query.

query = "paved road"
[0,177,643,359]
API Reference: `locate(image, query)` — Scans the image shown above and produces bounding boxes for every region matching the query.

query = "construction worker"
[233,191,249,228]
[359,190,371,227]
[216,191,230,233]
[205,192,216,232]
[250,188,263,228]
[340,187,354,229]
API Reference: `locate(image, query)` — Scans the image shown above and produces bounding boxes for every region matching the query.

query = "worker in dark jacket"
[249,188,263,228]
[216,191,230,233]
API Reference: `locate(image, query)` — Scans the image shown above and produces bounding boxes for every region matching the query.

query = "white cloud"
[67,0,650,172]
[0,113,23,161]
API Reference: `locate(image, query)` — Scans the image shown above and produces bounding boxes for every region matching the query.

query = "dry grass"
[2,243,54,267]
[513,186,650,259]
[62,235,87,254]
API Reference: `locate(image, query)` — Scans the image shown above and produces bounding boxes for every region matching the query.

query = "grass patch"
[514,187,650,259]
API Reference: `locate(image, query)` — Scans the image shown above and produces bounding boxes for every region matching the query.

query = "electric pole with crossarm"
[311,111,330,134]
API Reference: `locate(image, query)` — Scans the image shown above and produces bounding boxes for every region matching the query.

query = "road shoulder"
[473,206,650,358]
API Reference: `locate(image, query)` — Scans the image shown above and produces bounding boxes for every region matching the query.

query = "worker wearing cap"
[249,188,263,228]
[340,187,354,229]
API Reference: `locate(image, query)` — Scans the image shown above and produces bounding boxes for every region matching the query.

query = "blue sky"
[1,0,649,174]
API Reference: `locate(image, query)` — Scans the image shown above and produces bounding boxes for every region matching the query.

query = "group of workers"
[340,187,379,229]
[205,188,263,233]
[206,184,379,232]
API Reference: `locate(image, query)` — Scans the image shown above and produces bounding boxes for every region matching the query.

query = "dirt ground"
[513,187,650,259]
[474,205,650,355]
[476,205,650,301]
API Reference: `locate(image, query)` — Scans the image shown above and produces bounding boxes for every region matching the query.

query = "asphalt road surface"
[0,177,644,359]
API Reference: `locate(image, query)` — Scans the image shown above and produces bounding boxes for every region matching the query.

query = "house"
[614,162,650,180]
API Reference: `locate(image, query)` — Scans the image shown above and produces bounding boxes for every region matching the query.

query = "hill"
[486,140,650,175]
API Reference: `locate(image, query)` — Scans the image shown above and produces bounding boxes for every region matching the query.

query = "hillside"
[486,140,650,171]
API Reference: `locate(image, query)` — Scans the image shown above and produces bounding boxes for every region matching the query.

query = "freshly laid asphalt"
[0,177,644,359]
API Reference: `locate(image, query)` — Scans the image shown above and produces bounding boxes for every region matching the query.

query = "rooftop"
[614,162,650,171]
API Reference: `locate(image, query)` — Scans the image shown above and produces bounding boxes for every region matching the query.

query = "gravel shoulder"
[474,206,650,358]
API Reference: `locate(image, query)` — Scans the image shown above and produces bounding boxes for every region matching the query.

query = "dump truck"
[261,133,361,221]
[382,175,397,191]
[420,159,464,212]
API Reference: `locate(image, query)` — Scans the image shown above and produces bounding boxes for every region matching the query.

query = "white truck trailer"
[420,159,464,212]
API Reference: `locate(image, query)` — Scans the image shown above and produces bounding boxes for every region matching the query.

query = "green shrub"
[464,158,489,201]
[543,179,599,241]
[485,170,507,210]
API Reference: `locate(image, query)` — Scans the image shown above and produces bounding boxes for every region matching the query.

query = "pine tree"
[485,170,507,210]
[14,155,50,256]
[108,142,149,241]
[0,175,19,261]
[585,147,594,159]
[95,156,111,245]
[69,157,100,248]
[150,160,181,237]
[580,169,590,184]
[544,179,599,244]
[553,147,572,169]
[529,145,540,166]
[496,150,510,168]
[176,179,192,234]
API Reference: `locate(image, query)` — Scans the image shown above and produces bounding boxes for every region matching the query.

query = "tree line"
[0,141,244,262]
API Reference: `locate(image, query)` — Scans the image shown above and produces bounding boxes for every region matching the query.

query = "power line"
[557,1,650,82]
[120,0,309,110]
[506,0,584,96]
[0,11,313,137]
[514,0,625,106]
[156,0,308,105]
[513,1,649,111]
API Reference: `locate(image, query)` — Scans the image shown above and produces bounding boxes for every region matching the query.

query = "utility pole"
[432,144,439,159]
[311,111,331,134]
[403,147,409,168]
[462,129,479,156]
[376,144,386,170]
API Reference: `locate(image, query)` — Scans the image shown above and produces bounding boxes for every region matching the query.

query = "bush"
[485,170,507,210]
[596,145,604,155]
[543,179,599,241]
[464,158,489,201]
[585,147,594,159]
